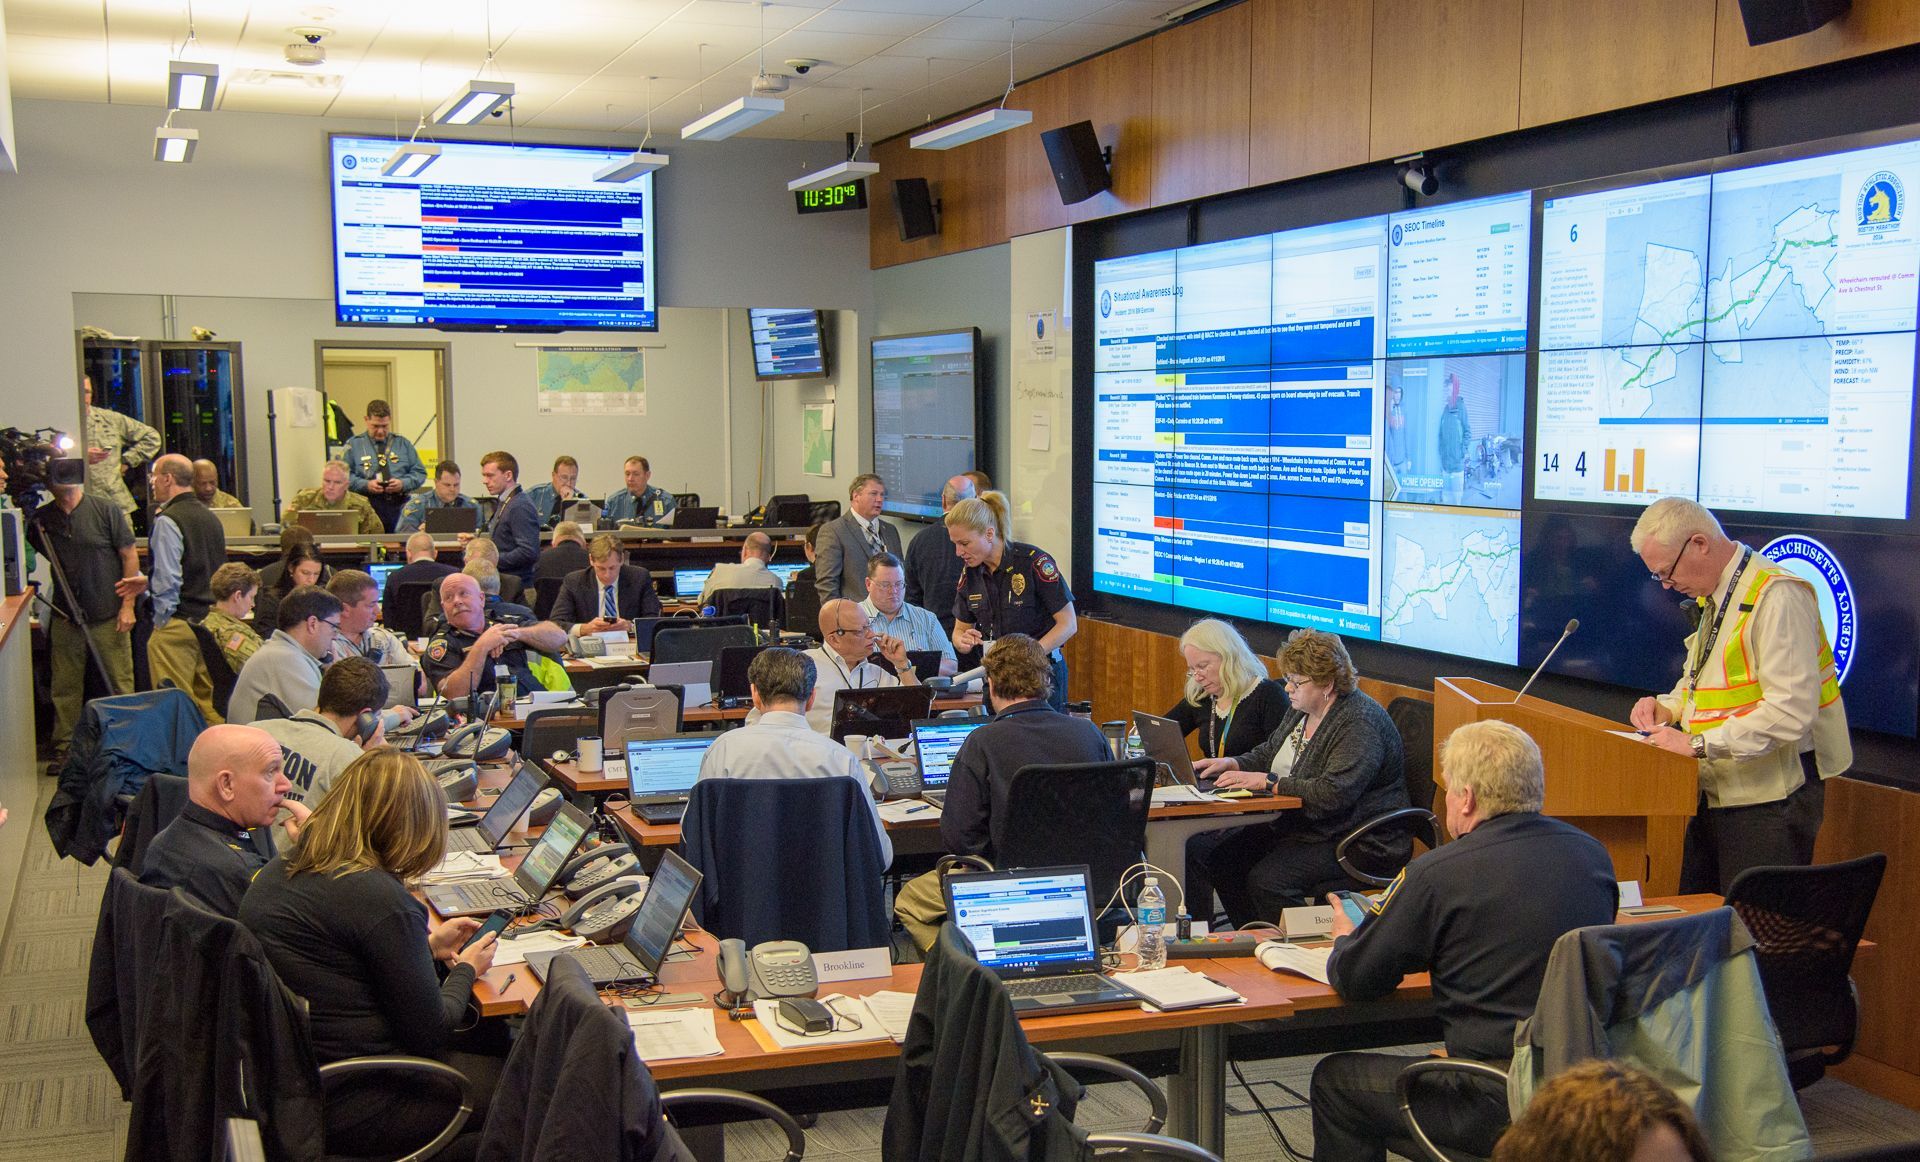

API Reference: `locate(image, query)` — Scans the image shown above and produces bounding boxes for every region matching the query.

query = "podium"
[1434,678,1698,894]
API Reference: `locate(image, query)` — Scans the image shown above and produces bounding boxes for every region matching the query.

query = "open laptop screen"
[911,718,987,789]
[945,866,1101,976]
[513,802,590,896]
[625,734,715,797]
[367,562,402,598]
[624,850,703,975]
[478,765,546,844]
[830,686,935,743]
[673,568,711,598]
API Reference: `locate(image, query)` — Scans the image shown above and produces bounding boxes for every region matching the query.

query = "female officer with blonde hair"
[946,490,1077,708]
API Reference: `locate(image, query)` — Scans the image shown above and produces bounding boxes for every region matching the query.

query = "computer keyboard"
[1005,975,1111,998]
[434,880,525,912]
[446,827,493,853]
[569,946,626,980]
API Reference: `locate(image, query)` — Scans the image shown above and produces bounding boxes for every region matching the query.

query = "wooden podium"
[1434,678,1699,894]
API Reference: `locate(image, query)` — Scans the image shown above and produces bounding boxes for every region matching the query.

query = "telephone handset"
[717,938,818,1004]
[558,843,638,898]
[860,736,922,799]
[559,875,649,943]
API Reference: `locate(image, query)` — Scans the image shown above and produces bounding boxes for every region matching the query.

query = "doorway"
[314,341,453,467]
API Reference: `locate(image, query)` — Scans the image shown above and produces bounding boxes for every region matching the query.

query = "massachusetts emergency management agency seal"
[1761,535,1855,682]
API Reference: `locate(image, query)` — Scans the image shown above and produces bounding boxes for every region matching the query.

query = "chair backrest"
[112,772,190,874]
[807,499,841,524]
[1727,853,1887,1056]
[710,587,785,631]
[672,491,701,509]
[388,580,435,640]
[996,759,1157,911]
[599,686,683,746]
[651,623,759,667]
[681,777,889,951]
[784,574,822,635]
[524,710,599,762]
[187,619,239,718]
[254,692,294,722]
[1387,696,1436,815]
[764,493,811,528]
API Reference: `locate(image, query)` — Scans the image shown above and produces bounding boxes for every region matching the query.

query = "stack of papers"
[491,930,586,967]
[1118,967,1244,1011]
[580,655,644,668]
[877,800,941,823]
[420,852,505,883]
[861,991,917,1042]
[1255,941,1333,984]
[751,996,894,1049]
[629,1007,726,1062]
[1150,785,1215,805]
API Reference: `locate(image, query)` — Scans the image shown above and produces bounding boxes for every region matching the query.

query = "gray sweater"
[227,631,325,725]
[1234,689,1409,847]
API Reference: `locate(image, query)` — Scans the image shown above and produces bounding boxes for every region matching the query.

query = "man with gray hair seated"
[280,459,384,534]
[1626,495,1850,893]
[1308,720,1617,1162]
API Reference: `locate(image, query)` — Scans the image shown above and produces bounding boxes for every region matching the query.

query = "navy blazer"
[548,564,663,630]
[488,486,540,583]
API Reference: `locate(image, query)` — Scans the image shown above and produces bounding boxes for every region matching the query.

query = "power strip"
[1167,930,1269,958]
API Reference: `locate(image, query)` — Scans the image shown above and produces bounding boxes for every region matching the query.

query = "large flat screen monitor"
[871,328,986,519]
[328,134,659,332]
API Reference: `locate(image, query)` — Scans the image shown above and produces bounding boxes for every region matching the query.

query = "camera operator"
[26,477,142,764]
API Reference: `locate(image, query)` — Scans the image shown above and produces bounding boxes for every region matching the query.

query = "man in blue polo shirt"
[602,455,677,527]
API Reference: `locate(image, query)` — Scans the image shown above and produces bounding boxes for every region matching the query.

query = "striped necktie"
[603,584,618,620]
[866,521,884,557]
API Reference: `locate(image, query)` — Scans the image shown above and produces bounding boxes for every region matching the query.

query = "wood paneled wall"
[870,0,1920,267]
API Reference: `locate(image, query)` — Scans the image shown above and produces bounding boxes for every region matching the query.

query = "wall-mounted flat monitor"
[328,134,659,332]
[749,308,829,380]
[871,328,985,520]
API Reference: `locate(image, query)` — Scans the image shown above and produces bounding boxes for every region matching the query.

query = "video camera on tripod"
[1,425,119,690]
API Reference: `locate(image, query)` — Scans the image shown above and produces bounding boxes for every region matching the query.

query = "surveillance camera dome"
[785,58,821,75]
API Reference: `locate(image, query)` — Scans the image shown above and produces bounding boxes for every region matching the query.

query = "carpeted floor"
[5,770,1920,1162]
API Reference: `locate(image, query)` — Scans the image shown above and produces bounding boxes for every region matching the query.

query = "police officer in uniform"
[602,455,678,527]
[343,399,427,531]
[420,571,570,701]
[394,460,479,534]
[946,490,1077,710]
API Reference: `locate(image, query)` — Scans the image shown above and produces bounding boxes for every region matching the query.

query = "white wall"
[1007,229,1075,577]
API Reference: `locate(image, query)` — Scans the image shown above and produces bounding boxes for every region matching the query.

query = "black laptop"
[943,865,1141,1015]
[446,764,547,853]
[528,850,704,986]
[670,506,720,530]
[715,644,771,704]
[423,506,480,535]
[829,685,936,743]
[422,802,592,917]
[1131,710,1215,792]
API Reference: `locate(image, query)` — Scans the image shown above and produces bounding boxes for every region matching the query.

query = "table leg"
[1169,1023,1226,1154]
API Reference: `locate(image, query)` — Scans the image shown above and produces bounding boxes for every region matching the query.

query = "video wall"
[1088,127,1920,736]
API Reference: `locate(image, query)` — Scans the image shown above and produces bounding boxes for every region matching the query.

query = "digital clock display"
[794,181,869,214]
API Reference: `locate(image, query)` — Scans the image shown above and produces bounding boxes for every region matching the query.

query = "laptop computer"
[625,734,716,823]
[715,644,771,705]
[380,664,420,708]
[672,567,712,600]
[647,660,712,709]
[830,686,936,744]
[943,865,1142,1015]
[671,506,720,530]
[209,507,253,537]
[630,615,675,653]
[528,850,704,986]
[911,716,989,807]
[446,764,548,853]
[422,801,592,917]
[767,562,807,586]
[293,510,357,535]
[906,650,944,679]
[367,561,402,599]
[1131,711,1214,792]
[559,499,601,528]
[423,506,480,535]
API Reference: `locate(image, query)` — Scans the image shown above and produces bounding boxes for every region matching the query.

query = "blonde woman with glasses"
[1165,619,1291,760]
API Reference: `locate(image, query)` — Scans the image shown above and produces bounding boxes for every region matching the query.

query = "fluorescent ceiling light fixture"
[788,160,880,193]
[168,60,219,111]
[153,126,199,163]
[382,142,442,178]
[909,108,1032,150]
[594,150,670,182]
[680,96,784,142]
[433,79,515,125]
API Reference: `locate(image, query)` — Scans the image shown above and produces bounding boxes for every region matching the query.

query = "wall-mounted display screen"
[871,329,984,519]
[749,309,828,379]
[328,134,658,331]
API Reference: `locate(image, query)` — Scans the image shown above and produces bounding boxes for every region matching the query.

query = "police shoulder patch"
[1034,553,1060,583]
[427,639,449,662]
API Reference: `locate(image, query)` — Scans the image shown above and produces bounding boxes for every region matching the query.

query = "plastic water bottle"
[1124,722,1143,759]
[1136,877,1168,972]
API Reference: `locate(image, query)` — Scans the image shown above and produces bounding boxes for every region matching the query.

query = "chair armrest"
[1084,1130,1224,1160]
[661,1088,806,1161]
[1047,1051,1169,1135]
[1393,1058,1509,1162]
[1336,808,1438,888]
[935,854,994,877]
[316,1056,473,1162]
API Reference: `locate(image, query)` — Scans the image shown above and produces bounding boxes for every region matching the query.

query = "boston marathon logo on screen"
[1760,535,1857,682]
[1100,289,1112,319]
[1858,171,1904,234]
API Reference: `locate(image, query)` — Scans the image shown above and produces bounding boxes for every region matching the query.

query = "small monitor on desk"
[367,562,402,599]
[209,507,253,537]
[767,562,807,586]
[673,568,712,599]
[293,510,357,535]
[671,506,720,530]
[423,507,480,535]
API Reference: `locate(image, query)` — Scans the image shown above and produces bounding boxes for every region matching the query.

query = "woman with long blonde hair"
[946,490,1078,708]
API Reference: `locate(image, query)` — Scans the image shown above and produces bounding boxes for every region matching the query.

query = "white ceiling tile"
[764,27,904,62]
[1029,19,1148,48]
[1094,0,1177,24]
[922,14,1059,42]
[826,0,973,15]
[793,8,935,36]
[961,0,1111,18]
[883,33,1005,62]
[677,2,821,31]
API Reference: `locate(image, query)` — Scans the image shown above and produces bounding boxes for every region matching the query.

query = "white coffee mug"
[577,738,604,772]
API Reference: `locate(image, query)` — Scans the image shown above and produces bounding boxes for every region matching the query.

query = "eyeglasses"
[829,625,871,638]
[1282,676,1312,691]
[1650,538,1691,586]
[317,617,341,631]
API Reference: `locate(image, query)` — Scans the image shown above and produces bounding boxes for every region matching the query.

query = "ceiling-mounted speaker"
[1041,121,1112,205]
[1735,0,1849,45]
[893,178,940,241]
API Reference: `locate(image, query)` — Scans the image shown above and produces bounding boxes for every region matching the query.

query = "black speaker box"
[1041,121,1111,205]
[892,178,939,241]
[1736,0,1849,45]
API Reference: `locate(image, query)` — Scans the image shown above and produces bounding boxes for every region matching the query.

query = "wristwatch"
[1689,733,1707,759]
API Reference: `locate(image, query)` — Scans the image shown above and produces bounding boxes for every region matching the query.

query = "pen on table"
[901,803,931,814]
[501,973,517,991]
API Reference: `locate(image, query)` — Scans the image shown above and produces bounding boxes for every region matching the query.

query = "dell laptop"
[624,734,716,823]
[830,686,936,744]
[1132,710,1214,792]
[910,716,989,807]
[423,506,480,536]
[528,850,704,986]
[672,568,713,600]
[422,801,592,918]
[445,764,548,854]
[943,865,1142,1016]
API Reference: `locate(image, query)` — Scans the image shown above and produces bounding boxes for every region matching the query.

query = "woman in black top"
[1163,619,1291,759]
[239,747,500,1156]
[252,540,327,634]
[947,491,1076,709]
[1187,629,1409,928]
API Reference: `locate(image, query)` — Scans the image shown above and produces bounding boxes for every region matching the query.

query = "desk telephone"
[559,843,640,899]
[859,736,921,799]
[559,875,650,944]
[717,938,818,1004]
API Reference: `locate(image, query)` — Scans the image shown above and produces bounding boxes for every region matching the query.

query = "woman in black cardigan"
[1164,619,1291,759]
[1188,629,1409,928]
[239,747,501,1156]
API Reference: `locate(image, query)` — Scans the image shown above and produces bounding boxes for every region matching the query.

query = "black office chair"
[883,923,1223,1162]
[187,619,240,720]
[1305,697,1439,897]
[523,709,598,763]
[111,772,190,876]
[651,623,759,667]
[709,586,785,631]
[1727,853,1888,1089]
[806,500,841,524]
[985,759,1157,926]
[253,692,295,722]
[784,574,822,636]
[388,580,435,640]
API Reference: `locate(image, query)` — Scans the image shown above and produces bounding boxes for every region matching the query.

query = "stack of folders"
[1118,967,1244,1011]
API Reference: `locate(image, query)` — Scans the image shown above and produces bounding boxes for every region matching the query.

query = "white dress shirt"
[797,645,900,735]
[696,709,891,866]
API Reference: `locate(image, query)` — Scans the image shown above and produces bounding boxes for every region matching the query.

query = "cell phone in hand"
[1332,891,1375,927]
[463,908,513,950]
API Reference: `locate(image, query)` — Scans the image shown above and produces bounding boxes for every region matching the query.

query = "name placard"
[811,946,891,983]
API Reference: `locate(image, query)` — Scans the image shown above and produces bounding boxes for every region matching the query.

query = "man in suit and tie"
[466,450,539,587]
[549,533,664,633]
[815,473,902,602]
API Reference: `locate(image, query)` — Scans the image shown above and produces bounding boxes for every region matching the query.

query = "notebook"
[625,734,716,822]
[528,850,704,986]
[943,865,1141,1016]
[421,802,591,918]
[646,660,712,709]
[293,510,356,535]
[911,717,989,807]
[446,764,548,853]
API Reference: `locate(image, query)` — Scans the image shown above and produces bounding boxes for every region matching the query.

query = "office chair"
[1305,697,1438,898]
[388,580,435,641]
[1726,853,1887,1089]
[763,493,811,528]
[47,688,205,866]
[806,500,841,524]
[709,586,785,631]
[111,772,190,876]
[651,623,758,667]
[672,491,701,510]
[681,778,890,952]
[253,692,295,722]
[883,923,1223,1162]
[995,758,1156,925]
[187,620,240,720]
